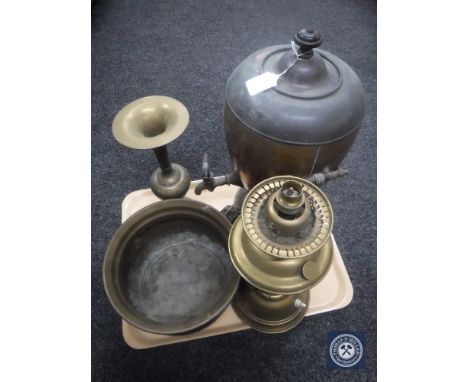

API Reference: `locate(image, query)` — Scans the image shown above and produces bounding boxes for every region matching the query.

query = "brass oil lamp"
[228,175,334,333]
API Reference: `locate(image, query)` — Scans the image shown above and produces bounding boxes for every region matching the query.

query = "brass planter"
[103,199,240,335]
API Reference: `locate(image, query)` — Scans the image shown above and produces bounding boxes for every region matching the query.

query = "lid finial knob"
[294,28,322,56]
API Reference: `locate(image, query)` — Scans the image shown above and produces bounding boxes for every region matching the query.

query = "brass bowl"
[103,199,239,335]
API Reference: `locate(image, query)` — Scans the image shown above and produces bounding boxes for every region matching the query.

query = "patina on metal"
[112,96,191,199]
[194,153,242,195]
[103,199,240,335]
[224,28,365,189]
[228,175,334,333]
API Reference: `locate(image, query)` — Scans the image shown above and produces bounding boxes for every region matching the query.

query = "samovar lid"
[226,28,365,145]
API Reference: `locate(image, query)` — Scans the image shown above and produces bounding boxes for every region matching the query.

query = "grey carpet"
[91,0,376,381]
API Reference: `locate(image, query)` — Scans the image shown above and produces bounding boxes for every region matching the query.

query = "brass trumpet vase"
[229,176,334,333]
[112,96,191,199]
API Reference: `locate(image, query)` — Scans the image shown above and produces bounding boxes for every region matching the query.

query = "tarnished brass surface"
[230,176,334,294]
[230,218,333,294]
[224,105,359,189]
[228,175,335,332]
[103,199,239,335]
[149,162,190,199]
[223,32,365,189]
[265,180,312,236]
[232,279,310,333]
[111,96,191,199]
[112,96,189,150]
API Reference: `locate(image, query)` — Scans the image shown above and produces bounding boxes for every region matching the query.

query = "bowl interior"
[115,217,235,333]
